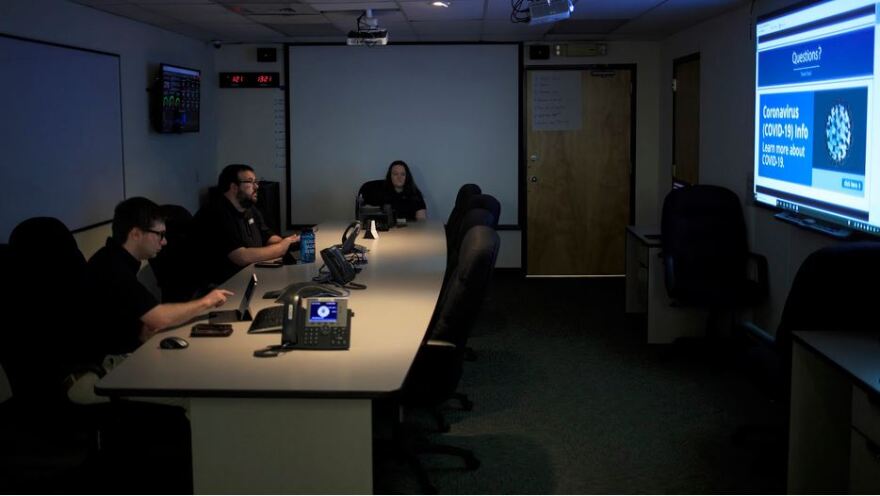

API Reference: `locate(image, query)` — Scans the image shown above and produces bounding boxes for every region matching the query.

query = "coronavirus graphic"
[826,103,851,164]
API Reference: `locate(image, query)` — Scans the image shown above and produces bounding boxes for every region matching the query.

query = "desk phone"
[282,297,352,350]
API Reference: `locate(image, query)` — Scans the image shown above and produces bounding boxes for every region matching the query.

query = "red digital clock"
[219,72,280,88]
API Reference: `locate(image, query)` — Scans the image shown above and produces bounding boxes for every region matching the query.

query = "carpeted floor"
[376,273,788,494]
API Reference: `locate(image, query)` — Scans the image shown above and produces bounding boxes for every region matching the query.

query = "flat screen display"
[308,301,338,323]
[153,63,200,133]
[754,0,880,235]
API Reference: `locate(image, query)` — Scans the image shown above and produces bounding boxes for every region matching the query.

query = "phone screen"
[308,301,338,323]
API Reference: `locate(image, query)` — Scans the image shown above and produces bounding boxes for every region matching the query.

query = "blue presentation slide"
[758,27,874,88]
[757,87,867,197]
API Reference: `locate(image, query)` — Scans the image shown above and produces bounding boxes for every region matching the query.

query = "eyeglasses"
[144,229,166,240]
[237,179,259,186]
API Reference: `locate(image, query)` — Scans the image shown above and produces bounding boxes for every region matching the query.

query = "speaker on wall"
[257,47,277,63]
[256,180,281,235]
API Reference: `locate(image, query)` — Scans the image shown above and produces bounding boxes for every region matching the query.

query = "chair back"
[448,208,495,273]
[445,184,481,245]
[661,185,749,306]
[148,204,198,302]
[777,241,880,360]
[4,217,87,402]
[430,225,500,347]
[466,194,501,228]
[358,180,387,207]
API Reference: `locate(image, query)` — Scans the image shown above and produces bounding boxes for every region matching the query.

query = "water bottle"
[300,227,315,263]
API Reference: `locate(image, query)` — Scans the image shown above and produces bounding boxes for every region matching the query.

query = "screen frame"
[752,0,880,237]
[153,62,201,134]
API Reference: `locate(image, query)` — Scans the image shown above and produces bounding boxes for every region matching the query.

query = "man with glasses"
[194,163,300,284]
[85,197,232,360]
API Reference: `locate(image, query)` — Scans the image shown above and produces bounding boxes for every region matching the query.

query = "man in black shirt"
[194,164,300,284]
[86,197,232,359]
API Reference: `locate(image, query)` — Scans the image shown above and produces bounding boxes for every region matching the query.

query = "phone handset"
[340,221,361,254]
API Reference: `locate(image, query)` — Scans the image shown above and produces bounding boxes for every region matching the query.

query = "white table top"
[793,331,880,397]
[96,221,446,398]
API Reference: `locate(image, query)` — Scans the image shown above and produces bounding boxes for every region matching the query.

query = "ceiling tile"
[85,3,180,24]
[570,0,663,19]
[224,3,319,14]
[264,22,345,35]
[191,21,286,36]
[411,19,481,35]
[400,0,483,21]
[308,1,398,10]
[247,13,328,23]
[130,0,213,3]
[136,3,251,22]
[161,23,222,40]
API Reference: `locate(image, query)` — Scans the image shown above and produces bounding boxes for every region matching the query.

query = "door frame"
[521,64,638,276]
[672,52,700,188]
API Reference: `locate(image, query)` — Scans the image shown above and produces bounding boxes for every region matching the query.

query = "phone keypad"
[302,326,349,349]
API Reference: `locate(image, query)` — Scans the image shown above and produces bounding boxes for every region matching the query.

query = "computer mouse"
[159,336,189,350]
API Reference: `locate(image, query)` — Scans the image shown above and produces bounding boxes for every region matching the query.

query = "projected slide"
[754,0,880,234]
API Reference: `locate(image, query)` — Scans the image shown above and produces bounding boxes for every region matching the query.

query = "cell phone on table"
[255,259,284,268]
[191,323,233,337]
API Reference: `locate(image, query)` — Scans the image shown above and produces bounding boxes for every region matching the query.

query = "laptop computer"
[209,273,257,323]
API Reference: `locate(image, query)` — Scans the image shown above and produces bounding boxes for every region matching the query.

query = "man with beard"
[195,164,300,285]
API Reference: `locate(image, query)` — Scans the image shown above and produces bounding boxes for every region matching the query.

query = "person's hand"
[286,233,301,244]
[202,289,234,308]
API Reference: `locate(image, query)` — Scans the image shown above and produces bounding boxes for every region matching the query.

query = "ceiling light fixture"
[431,1,450,7]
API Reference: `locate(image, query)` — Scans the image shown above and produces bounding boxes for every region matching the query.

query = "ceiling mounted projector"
[346,29,388,46]
[347,9,388,46]
[528,0,574,25]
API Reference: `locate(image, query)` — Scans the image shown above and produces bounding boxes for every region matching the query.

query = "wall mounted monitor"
[754,0,880,237]
[152,63,200,133]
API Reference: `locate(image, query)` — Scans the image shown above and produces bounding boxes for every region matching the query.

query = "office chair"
[445,208,496,284]
[445,183,482,252]
[660,184,767,337]
[466,194,501,229]
[148,204,200,302]
[733,241,880,462]
[1,218,106,492]
[357,179,387,207]
[4,217,89,401]
[395,225,499,493]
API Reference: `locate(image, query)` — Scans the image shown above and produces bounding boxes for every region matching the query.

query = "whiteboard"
[0,34,125,240]
[288,44,519,226]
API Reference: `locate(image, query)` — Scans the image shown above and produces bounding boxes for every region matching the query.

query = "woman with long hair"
[383,160,427,221]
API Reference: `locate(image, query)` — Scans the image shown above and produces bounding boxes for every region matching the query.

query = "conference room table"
[95,221,447,494]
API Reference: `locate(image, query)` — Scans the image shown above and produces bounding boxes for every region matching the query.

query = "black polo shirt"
[384,187,427,221]
[194,196,275,284]
[85,238,158,358]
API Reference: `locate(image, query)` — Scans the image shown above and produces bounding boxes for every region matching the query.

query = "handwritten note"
[532,71,581,131]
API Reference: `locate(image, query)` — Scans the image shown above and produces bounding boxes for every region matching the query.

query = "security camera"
[212,40,222,49]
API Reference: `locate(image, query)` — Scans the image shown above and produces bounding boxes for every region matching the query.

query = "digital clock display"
[219,72,280,88]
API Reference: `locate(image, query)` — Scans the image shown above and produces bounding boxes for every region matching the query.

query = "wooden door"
[526,68,633,276]
[673,54,700,185]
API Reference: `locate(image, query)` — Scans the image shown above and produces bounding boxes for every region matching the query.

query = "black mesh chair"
[0,218,105,492]
[770,241,880,399]
[148,204,200,302]
[466,194,501,229]
[4,217,89,401]
[445,183,481,252]
[660,185,767,334]
[395,225,499,493]
[358,179,386,207]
